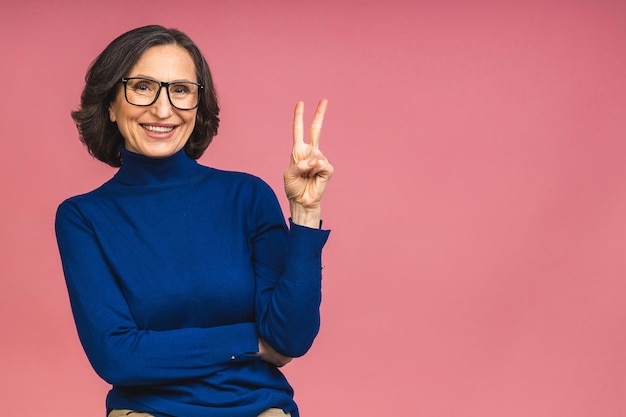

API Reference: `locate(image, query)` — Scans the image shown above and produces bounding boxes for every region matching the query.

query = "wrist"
[289,201,321,228]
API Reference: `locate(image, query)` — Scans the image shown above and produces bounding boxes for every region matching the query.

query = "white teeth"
[143,125,174,133]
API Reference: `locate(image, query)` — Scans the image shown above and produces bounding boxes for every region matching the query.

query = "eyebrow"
[130,74,198,83]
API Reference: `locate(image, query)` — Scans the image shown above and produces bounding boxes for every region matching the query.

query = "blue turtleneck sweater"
[55,148,330,417]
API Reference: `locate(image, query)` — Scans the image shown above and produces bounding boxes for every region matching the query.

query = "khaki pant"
[108,408,290,417]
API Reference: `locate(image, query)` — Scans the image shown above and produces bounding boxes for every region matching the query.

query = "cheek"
[114,106,144,127]
[185,113,199,131]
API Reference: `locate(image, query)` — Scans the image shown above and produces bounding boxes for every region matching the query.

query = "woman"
[55,25,333,417]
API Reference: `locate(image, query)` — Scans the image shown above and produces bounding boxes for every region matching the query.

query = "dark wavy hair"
[71,25,220,167]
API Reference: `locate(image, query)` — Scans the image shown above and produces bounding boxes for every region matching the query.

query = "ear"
[108,104,117,122]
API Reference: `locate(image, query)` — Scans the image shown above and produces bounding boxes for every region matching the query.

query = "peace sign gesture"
[283,99,334,228]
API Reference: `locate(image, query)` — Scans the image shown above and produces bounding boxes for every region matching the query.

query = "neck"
[114,147,199,186]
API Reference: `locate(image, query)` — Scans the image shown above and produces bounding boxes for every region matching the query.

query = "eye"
[171,83,192,95]
[128,79,157,94]
[134,81,154,92]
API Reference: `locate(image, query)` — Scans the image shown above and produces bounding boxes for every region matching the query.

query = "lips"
[141,124,176,133]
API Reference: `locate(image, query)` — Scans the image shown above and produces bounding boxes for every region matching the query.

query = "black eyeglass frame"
[120,77,204,110]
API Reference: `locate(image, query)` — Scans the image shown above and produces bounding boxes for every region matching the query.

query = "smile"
[142,124,176,133]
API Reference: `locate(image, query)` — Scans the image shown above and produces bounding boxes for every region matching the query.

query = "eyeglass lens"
[125,78,200,110]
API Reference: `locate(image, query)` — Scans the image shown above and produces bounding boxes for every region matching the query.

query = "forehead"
[129,44,197,81]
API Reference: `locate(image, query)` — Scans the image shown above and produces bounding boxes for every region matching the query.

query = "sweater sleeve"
[55,200,260,387]
[251,182,330,357]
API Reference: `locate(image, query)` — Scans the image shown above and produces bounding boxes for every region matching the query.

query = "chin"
[131,143,186,159]
[147,149,182,158]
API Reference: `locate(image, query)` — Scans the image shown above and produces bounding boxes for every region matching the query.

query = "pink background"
[1,1,625,415]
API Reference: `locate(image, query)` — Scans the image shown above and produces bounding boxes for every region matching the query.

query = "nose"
[151,86,174,118]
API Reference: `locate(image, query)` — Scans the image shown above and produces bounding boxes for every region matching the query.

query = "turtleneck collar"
[113,147,200,186]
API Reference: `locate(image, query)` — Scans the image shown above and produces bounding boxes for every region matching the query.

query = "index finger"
[293,101,304,145]
[310,99,328,150]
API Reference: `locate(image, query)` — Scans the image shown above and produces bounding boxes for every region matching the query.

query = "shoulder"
[205,166,266,184]
[200,167,283,220]
[57,180,111,206]
[204,167,277,197]
[55,180,116,223]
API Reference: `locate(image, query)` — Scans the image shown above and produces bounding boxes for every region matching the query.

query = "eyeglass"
[120,77,204,110]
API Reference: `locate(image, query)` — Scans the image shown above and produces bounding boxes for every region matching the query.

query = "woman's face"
[109,44,198,158]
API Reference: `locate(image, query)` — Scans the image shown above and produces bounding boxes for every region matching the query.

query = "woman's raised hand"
[283,99,334,228]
